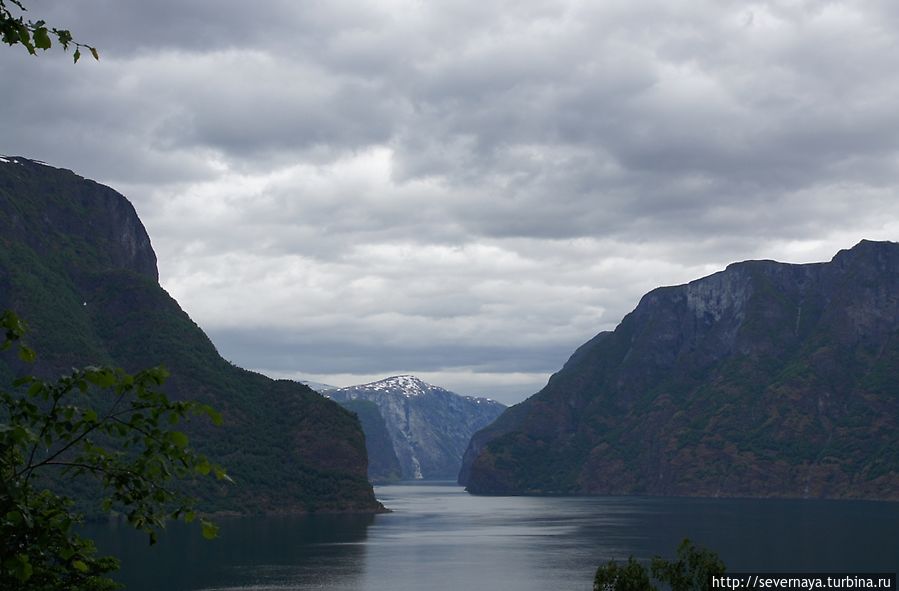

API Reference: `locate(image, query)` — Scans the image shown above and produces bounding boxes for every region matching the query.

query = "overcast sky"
[3,1,899,404]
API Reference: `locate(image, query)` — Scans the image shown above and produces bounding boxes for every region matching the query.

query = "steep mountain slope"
[0,156,382,513]
[303,379,403,482]
[327,375,505,480]
[461,240,899,500]
[335,399,403,483]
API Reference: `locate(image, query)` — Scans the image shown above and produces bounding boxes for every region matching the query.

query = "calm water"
[86,483,899,591]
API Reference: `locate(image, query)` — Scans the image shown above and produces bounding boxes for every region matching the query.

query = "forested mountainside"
[334,399,403,483]
[461,240,899,501]
[0,156,382,514]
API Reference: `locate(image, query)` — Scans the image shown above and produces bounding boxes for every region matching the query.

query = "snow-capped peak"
[373,375,433,397]
[330,374,437,398]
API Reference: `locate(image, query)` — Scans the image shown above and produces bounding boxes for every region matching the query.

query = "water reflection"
[89,513,374,590]
[86,484,899,591]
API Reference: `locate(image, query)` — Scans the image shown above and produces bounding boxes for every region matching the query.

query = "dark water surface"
[86,483,899,590]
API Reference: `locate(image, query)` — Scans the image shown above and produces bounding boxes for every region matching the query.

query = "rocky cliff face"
[0,156,157,281]
[0,156,382,514]
[334,398,403,483]
[328,376,505,480]
[461,241,899,500]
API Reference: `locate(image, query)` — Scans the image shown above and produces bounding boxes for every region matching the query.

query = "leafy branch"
[593,539,726,591]
[0,0,98,62]
[1,311,229,588]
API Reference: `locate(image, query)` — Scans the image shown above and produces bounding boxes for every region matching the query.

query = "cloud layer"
[3,0,899,403]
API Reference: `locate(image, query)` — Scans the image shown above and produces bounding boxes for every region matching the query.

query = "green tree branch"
[594,539,726,591]
[0,0,98,62]
[1,311,229,589]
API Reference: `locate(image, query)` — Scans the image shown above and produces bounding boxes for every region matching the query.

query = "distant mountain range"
[461,240,899,501]
[327,376,505,481]
[0,156,382,514]
[300,379,338,392]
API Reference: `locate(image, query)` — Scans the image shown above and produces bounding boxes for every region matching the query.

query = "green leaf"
[167,430,188,448]
[89,46,99,60]
[13,554,33,582]
[54,28,73,48]
[1,310,27,344]
[195,457,211,476]
[213,465,234,483]
[200,519,219,540]
[33,26,51,50]
[5,510,23,526]
[86,369,116,388]
[72,559,89,573]
[9,425,35,444]
[17,25,35,54]
[200,404,223,426]
[18,345,36,363]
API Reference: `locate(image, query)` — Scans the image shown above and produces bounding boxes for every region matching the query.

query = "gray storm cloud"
[2,0,898,403]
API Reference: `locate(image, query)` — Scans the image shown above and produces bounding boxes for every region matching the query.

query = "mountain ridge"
[461,240,899,500]
[327,375,505,480]
[0,156,383,514]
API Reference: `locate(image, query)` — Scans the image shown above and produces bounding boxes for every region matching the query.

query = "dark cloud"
[3,1,899,401]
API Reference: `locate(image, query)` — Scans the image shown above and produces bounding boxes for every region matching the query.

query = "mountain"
[299,379,338,392]
[299,378,403,482]
[335,398,403,483]
[0,156,383,513]
[327,375,505,480]
[461,240,899,500]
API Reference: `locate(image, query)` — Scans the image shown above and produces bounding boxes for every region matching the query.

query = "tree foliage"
[0,0,98,62]
[594,556,654,591]
[1,311,228,590]
[594,539,726,591]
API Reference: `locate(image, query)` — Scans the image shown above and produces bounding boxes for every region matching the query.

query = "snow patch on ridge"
[359,375,434,397]
[0,156,49,166]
